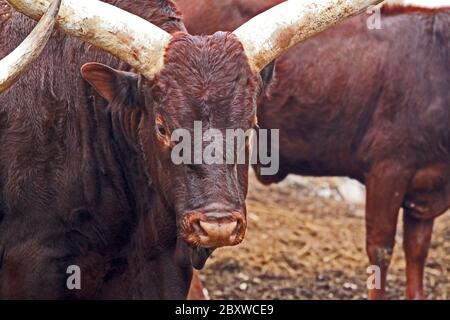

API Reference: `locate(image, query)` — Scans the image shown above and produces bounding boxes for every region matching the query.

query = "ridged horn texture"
[6,0,172,80]
[233,0,384,72]
[0,0,61,92]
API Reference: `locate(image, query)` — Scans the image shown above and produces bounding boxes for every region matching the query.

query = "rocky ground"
[199,173,450,300]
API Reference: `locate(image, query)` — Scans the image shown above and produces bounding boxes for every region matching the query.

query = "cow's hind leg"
[365,161,412,300]
[403,210,434,300]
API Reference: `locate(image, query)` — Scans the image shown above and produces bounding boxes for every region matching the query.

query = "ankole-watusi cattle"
[0,0,382,299]
[177,0,450,299]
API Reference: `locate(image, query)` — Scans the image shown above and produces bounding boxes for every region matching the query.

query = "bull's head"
[2,0,382,266]
[79,32,257,253]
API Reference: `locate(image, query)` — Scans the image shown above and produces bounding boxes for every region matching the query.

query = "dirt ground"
[199,173,450,300]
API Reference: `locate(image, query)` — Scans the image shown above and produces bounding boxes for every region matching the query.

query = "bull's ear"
[80,62,140,105]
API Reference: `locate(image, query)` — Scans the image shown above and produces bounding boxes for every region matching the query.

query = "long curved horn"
[0,0,61,93]
[233,0,384,73]
[6,0,172,80]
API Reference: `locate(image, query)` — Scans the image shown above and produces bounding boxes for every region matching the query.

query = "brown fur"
[0,0,187,300]
[175,0,285,34]
[179,0,450,299]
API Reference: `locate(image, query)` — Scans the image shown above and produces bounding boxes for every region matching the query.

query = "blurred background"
[202,174,450,299]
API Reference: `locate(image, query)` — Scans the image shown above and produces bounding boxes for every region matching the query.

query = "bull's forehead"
[158,91,257,130]
[156,32,259,129]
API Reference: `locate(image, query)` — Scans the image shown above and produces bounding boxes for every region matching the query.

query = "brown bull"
[177,0,450,299]
[0,0,381,299]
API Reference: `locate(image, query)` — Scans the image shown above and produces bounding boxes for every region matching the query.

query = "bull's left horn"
[0,0,61,93]
[6,0,172,80]
[233,0,383,73]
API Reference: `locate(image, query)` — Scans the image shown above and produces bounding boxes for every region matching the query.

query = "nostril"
[192,219,208,237]
[232,219,242,236]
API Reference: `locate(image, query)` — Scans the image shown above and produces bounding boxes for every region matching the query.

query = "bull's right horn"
[233,0,384,73]
[6,0,172,80]
[0,0,62,93]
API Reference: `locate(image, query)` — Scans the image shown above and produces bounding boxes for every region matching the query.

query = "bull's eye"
[157,124,166,136]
